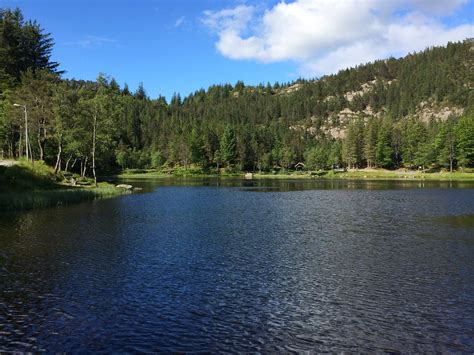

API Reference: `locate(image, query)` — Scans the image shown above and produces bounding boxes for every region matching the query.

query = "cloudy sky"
[1,0,473,99]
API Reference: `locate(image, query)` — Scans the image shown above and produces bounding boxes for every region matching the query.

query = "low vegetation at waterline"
[0,160,127,211]
[0,186,126,211]
[118,165,474,180]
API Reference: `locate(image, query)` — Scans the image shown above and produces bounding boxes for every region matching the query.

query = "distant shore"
[2,161,473,212]
[118,167,474,181]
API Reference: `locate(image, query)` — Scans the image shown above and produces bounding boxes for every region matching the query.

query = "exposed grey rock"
[116,184,133,190]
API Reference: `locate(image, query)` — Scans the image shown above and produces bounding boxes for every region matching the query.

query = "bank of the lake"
[0,185,129,211]
[0,160,128,211]
[118,167,474,181]
[2,161,473,212]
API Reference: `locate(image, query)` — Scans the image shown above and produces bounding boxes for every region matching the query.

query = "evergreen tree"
[401,119,426,167]
[364,119,378,168]
[1,8,472,177]
[375,123,393,168]
[343,119,364,168]
[455,115,474,169]
[220,125,236,167]
[435,120,456,172]
[328,140,342,168]
[189,128,205,164]
[0,8,60,86]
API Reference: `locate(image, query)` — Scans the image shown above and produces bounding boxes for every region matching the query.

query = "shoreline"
[116,169,474,182]
[3,164,473,212]
[0,161,131,212]
[0,185,129,212]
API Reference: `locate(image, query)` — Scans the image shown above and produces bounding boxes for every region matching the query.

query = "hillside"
[0,7,473,175]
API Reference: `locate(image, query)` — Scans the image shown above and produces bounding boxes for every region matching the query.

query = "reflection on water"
[437,214,474,228]
[118,176,474,192]
[0,179,474,352]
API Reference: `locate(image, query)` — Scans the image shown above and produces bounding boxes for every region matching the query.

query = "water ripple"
[0,182,473,352]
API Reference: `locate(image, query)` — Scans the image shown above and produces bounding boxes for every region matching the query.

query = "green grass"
[254,169,474,180]
[119,166,241,178]
[324,169,474,180]
[0,184,127,211]
[0,160,127,211]
[0,160,62,192]
[118,166,474,181]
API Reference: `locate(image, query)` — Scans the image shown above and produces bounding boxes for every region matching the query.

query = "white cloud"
[202,0,474,76]
[63,35,117,48]
[202,5,254,32]
[174,16,186,28]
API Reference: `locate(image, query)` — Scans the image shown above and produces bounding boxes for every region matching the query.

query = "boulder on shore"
[116,184,133,190]
[244,173,253,180]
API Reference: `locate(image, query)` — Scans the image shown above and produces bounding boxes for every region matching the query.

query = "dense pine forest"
[1,8,473,179]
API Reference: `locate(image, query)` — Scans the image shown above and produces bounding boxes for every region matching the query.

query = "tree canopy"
[1,8,473,177]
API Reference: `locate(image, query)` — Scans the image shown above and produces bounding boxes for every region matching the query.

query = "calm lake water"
[1,178,474,352]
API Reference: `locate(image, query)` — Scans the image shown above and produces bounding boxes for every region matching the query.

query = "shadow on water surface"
[117,177,474,193]
[436,214,474,229]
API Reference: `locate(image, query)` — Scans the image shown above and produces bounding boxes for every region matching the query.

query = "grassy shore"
[0,160,127,211]
[118,167,474,181]
[118,167,241,179]
[255,169,474,180]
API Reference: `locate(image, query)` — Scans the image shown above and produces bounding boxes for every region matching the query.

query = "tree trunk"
[54,142,62,173]
[9,134,14,159]
[80,157,88,178]
[92,113,98,187]
[83,157,88,178]
[449,137,455,173]
[64,155,72,172]
[39,141,44,161]
[37,125,44,161]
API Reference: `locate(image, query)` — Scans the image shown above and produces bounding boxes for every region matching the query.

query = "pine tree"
[0,8,60,85]
[343,119,364,169]
[364,119,378,168]
[220,125,236,167]
[435,120,456,172]
[375,124,393,168]
[455,115,474,169]
[189,128,205,164]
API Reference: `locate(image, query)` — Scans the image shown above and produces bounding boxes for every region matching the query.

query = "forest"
[1,7,473,180]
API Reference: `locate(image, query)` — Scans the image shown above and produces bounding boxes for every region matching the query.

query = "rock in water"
[116,184,133,190]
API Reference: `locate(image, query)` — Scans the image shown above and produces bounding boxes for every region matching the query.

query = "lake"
[1,178,474,352]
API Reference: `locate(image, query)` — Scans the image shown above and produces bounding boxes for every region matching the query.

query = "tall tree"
[0,8,60,86]
[364,119,378,168]
[455,115,474,170]
[220,125,236,167]
[13,69,57,161]
[375,123,393,168]
[435,119,457,172]
[343,119,364,169]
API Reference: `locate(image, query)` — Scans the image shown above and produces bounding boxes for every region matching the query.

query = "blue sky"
[1,0,473,100]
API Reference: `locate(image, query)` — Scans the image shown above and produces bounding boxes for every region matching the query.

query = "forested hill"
[1,7,473,176]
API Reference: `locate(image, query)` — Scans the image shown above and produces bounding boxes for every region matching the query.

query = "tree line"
[0,8,473,178]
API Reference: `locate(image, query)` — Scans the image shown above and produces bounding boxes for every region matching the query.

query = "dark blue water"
[1,179,474,352]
